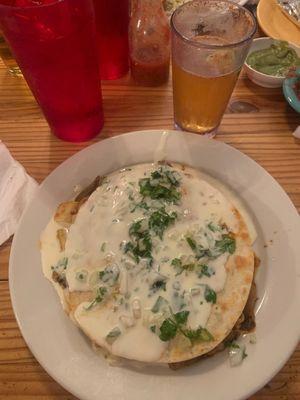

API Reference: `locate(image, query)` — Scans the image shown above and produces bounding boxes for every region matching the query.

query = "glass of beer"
[171,0,256,137]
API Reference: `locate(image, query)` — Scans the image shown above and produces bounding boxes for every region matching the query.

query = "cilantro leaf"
[129,219,147,239]
[148,208,177,239]
[138,167,181,204]
[171,258,182,269]
[124,222,153,265]
[208,222,219,232]
[198,264,214,278]
[204,286,217,304]
[159,318,178,341]
[85,286,108,310]
[174,310,189,325]
[182,327,214,343]
[157,308,213,344]
[164,170,180,186]
[215,234,236,255]
[139,178,181,203]
[186,237,211,259]
[172,258,213,278]
[186,236,197,251]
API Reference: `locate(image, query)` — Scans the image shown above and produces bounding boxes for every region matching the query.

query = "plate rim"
[257,0,300,46]
[9,129,300,400]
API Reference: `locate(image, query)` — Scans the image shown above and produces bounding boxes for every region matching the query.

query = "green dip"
[246,41,300,77]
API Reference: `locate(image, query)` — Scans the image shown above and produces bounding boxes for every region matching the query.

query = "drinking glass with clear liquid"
[171,0,256,137]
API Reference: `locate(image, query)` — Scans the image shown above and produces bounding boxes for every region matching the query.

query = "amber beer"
[170,1,256,136]
[172,62,240,134]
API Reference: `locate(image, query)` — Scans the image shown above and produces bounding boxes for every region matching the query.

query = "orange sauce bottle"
[129,0,170,86]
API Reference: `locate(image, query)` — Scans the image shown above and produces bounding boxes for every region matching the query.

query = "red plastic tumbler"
[0,0,104,142]
[93,0,129,80]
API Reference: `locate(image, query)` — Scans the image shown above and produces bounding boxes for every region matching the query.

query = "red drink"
[0,0,104,142]
[93,0,129,80]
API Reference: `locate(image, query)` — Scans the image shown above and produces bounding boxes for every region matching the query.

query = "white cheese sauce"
[40,163,256,362]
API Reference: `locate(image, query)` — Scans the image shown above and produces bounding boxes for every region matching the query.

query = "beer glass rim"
[170,0,257,50]
[0,0,65,11]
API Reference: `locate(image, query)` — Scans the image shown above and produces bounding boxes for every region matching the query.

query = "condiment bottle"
[129,0,170,86]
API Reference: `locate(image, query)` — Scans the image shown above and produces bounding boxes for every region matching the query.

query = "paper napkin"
[0,141,38,245]
[293,126,300,139]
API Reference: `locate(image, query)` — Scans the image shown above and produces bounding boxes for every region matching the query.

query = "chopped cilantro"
[186,236,197,251]
[130,201,150,213]
[124,220,153,264]
[225,341,240,349]
[138,167,181,204]
[151,170,163,179]
[85,287,107,310]
[207,222,219,232]
[182,327,214,343]
[204,286,217,304]
[124,236,153,265]
[150,325,156,333]
[129,219,147,239]
[173,310,189,325]
[159,318,178,341]
[215,234,236,255]
[148,208,177,239]
[186,237,210,259]
[139,178,181,203]
[158,308,214,344]
[186,233,236,260]
[198,264,214,278]
[171,259,213,278]
[171,258,182,269]
[164,170,181,186]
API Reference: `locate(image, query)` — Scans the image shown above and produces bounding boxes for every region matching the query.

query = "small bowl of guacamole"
[245,38,300,88]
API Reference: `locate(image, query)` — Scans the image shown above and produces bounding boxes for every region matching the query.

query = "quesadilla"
[40,162,257,366]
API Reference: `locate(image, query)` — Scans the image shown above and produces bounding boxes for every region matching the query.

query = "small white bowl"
[244,37,300,88]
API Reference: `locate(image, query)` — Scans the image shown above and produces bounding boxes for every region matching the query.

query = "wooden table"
[0,57,299,400]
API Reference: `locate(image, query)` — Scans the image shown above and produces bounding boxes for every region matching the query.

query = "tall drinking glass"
[171,0,256,137]
[0,0,104,142]
[93,0,129,80]
[0,32,22,76]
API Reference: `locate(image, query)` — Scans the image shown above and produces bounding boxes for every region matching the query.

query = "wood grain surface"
[0,55,299,400]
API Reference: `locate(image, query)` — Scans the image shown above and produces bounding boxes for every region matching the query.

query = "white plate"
[9,130,300,400]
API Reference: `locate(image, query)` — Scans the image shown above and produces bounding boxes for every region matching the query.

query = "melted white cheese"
[41,163,256,362]
[196,171,257,244]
